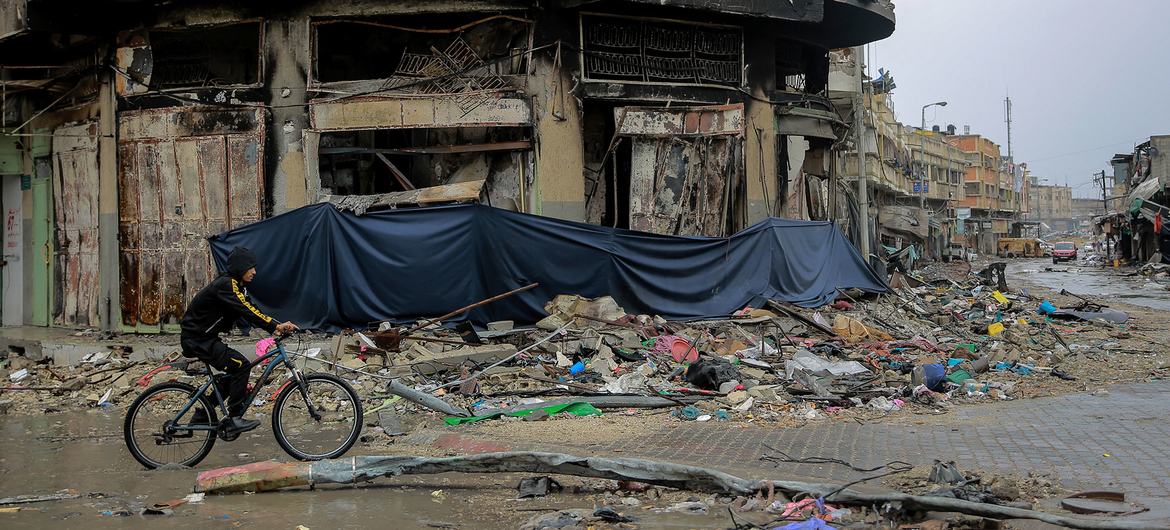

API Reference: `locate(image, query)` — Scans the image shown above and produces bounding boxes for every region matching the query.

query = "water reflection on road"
[0,410,725,529]
[1007,258,1170,311]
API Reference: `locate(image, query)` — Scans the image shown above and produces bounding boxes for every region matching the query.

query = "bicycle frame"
[163,336,311,432]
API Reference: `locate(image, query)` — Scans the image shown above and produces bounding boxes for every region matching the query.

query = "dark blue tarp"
[208,203,887,331]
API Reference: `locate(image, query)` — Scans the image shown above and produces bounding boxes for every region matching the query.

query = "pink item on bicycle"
[256,337,276,362]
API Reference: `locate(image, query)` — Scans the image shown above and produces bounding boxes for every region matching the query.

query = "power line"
[1027,138,1144,163]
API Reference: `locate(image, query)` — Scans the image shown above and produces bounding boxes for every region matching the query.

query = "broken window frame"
[306,14,535,89]
[308,125,535,211]
[144,19,266,91]
[577,12,745,89]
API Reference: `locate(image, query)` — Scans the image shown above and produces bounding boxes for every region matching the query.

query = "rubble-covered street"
[2,0,1169,528]
[4,260,1170,528]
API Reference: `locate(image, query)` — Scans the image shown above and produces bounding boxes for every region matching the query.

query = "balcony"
[960,196,998,211]
[561,0,821,21]
[819,0,896,48]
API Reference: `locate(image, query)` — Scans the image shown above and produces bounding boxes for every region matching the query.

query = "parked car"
[943,243,970,262]
[1051,241,1078,263]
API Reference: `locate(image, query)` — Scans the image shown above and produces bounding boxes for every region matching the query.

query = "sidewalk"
[392,381,1170,524]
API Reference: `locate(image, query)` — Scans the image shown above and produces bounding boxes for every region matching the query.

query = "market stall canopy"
[208,204,888,331]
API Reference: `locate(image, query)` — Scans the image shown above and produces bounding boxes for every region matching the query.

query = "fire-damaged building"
[0,0,894,332]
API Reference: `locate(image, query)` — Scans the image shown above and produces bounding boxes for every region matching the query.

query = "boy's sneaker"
[220,417,260,435]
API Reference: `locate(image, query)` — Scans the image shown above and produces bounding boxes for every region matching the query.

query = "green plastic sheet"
[444,402,603,426]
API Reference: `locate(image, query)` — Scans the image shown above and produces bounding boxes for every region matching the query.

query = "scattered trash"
[1060,491,1148,515]
[655,501,708,514]
[182,493,205,504]
[928,461,966,485]
[0,489,79,506]
[517,476,563,498]
[775,519,837,530]
[592,506,633,523]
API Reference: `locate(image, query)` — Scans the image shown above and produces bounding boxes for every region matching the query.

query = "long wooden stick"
[406,282,539,334]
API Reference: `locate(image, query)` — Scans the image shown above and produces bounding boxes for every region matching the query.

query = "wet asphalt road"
[0,409,727,529]
[1006,257,1170,311]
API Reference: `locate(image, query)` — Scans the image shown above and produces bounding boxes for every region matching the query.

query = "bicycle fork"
[284,361,323,422]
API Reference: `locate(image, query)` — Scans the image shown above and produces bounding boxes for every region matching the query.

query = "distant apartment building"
[1028,184,1074,232]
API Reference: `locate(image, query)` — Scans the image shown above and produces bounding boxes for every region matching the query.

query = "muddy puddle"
[0,410,742,529]
[1008,258,1170,311]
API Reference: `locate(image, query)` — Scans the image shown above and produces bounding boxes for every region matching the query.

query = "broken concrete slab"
[389,343,518,377]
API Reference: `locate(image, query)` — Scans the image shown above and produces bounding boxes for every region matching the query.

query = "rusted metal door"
[51,122,100,327]
[118,107,265,331]
[617,105,744,237]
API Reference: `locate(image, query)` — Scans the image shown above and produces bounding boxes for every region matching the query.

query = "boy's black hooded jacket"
[180,247,278,338]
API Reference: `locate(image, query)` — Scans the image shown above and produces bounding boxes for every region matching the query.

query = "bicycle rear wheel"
[272,373,363,461]
[123,382,218,469]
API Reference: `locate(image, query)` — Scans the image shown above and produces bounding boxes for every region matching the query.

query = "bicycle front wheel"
[272,373,363,461]
[123,382,218,469]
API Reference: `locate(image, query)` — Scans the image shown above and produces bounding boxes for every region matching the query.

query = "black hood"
[225,246,257,280]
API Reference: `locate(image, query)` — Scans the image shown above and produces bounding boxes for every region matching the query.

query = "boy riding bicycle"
[180,246,297,434]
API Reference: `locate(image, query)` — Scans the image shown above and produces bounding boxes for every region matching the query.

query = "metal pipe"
[438,322,572,389]
[386,379,471,417]
[405,282,539,333]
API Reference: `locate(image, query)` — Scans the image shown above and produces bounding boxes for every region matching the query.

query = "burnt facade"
[0,0,893,331]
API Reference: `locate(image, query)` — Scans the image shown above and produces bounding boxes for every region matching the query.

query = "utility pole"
[1095,170,1110,264]
[853,46,870,260]
[1004,96,1013,160]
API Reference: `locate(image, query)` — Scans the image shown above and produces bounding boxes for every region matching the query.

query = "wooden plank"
[373,152,416,190]
[156,141,185,325]
[227,135,264,225]
[51,122,100,327]
[117,142,140,328]
[309,96,530,130]
[323,179,486,212]
[136,142,163,326]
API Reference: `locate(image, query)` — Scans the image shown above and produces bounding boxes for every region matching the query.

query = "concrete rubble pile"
[298,261,1157,437]
[1,261,1160,432]
[0,347,152,414]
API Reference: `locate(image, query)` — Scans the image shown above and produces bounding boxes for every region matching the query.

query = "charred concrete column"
[265,19,310,213]
[529,47,585,221]
[744,24,777,224]
[98,70,118,331]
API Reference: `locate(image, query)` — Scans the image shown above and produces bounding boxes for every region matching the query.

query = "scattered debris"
[193,451,1150,530]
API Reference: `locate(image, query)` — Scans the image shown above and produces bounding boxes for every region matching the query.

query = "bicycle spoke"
[276,377,360,459]
[128,387,215,467]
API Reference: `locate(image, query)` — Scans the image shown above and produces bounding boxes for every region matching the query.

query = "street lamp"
[921,101,947,130]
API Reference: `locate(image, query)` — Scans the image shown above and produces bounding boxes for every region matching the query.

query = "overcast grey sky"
[870,0,1170,198]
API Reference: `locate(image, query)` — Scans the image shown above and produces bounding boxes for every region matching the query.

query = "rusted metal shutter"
[51,122,101,328]
[118,107,265,330]
[618,104,744,237]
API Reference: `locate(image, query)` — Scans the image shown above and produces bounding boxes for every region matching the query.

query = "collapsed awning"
[208,204,888,331]
[1127,177,1161,211]
[776,108,840,140]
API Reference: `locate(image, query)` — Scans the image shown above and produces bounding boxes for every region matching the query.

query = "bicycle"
[123,333,363,469]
